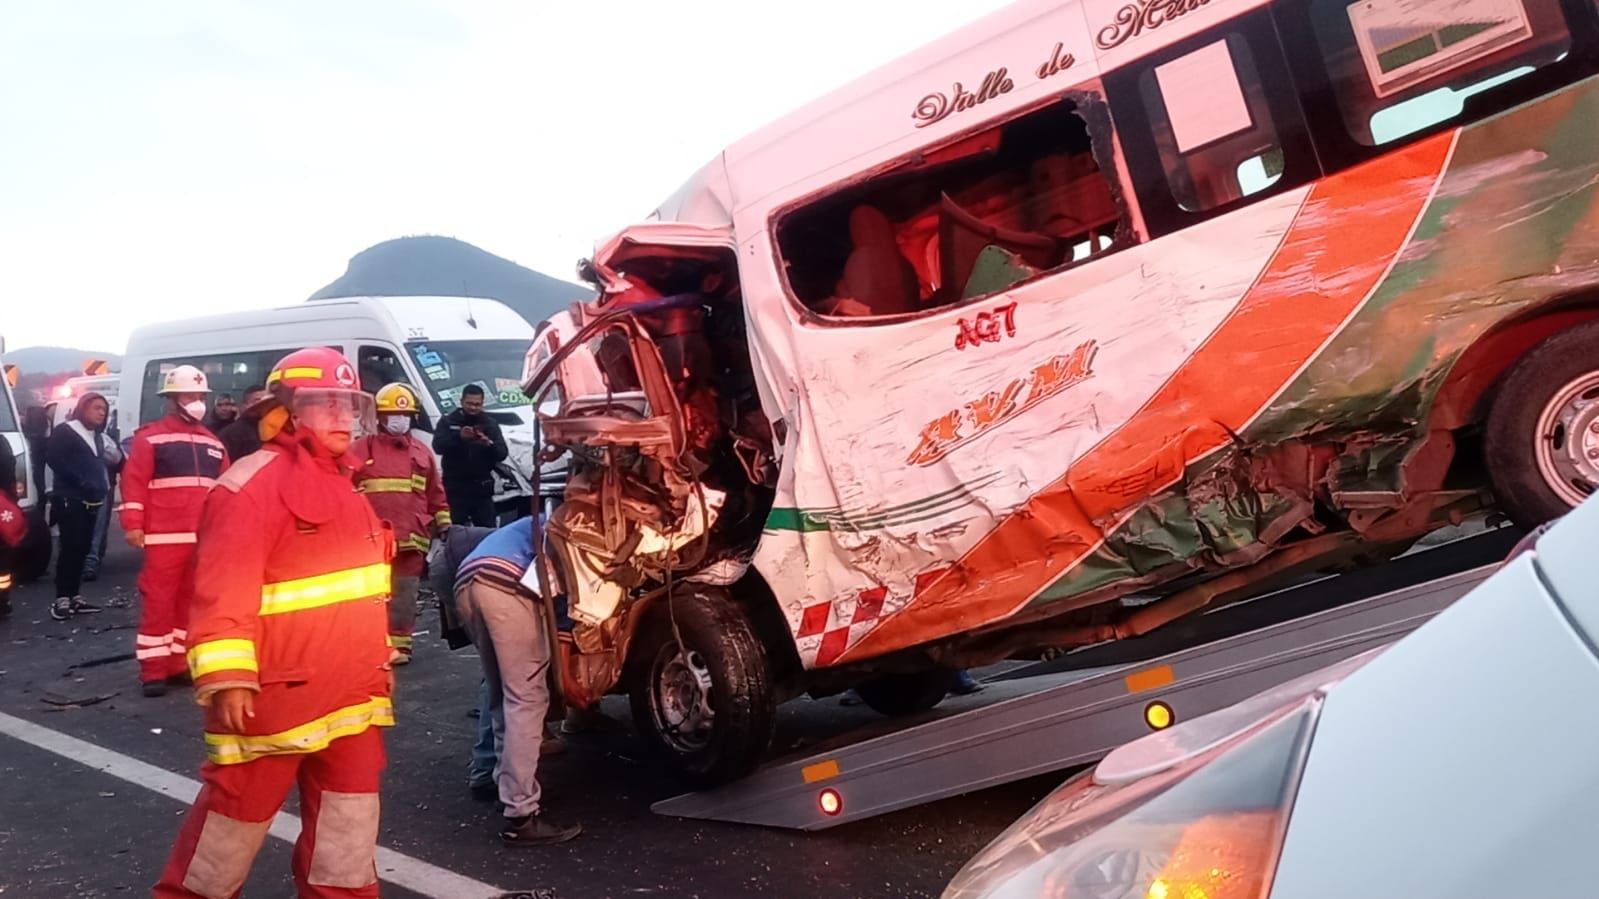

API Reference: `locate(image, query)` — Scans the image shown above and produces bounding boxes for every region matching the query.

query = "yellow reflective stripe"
[409,474,428,490]
[359,478,415,493]
[267,366,323,385]
[188,638,259,678]
[434,510,452,526]
[399,533,430,552]
[259,563,390,616]
[205,697,394,765]
[0,574,12,590]
[387,634,413,648]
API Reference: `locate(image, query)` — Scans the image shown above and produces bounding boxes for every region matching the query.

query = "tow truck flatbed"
[653,525,1521,830]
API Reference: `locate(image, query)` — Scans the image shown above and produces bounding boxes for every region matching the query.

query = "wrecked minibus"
[525,0,1599,782]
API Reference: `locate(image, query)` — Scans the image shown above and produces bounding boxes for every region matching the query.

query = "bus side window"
[1307,0,1573,147]
[1139,35,1285,212]
[1106,9,1319,238]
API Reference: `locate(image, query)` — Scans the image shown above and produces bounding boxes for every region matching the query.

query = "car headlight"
[943,650,1382,899]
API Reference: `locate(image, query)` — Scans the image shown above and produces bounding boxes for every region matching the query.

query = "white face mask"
[384,415,411,435]
[182,401,208,421]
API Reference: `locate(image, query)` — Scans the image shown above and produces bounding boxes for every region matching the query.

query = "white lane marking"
[0,711,507,899]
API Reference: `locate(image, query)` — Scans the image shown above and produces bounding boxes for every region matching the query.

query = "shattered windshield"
[405,339,532,413]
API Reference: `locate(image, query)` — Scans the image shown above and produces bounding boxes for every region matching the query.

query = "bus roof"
[635,0,1265,233]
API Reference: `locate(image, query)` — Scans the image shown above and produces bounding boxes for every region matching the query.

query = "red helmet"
[255,348,376,440]
[264,347,361,392]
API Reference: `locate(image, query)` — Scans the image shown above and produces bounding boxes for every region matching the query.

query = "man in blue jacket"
[45,392,121,621]
[447,515,581,846]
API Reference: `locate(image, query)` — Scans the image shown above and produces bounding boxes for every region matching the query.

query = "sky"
[0,0,1012,354]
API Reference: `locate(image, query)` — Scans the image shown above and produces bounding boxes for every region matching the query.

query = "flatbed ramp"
[654,527,1520,830]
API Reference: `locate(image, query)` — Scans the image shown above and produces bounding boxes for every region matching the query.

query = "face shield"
[290,388,378,442]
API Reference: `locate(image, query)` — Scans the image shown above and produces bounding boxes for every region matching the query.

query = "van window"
[776,94,1130,319]
[141,350,301,425]
[359,344,434,429]
[1312,0,1570,145]
[405,339,532,413]
[1139,34,1285,212]
[357,345,411,394]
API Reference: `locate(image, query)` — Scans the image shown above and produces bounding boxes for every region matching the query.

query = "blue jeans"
[468,677,505,787]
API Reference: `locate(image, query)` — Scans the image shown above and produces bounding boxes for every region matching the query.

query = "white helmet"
[157,364,211,395]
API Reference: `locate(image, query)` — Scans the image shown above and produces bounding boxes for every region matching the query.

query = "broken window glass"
[775,96,1130,320]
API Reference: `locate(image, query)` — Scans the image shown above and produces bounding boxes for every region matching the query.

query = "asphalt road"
[0,529,1059,899]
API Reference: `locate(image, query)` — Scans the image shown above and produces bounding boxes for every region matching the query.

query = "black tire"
[14,508,51,583]
[1485,320,1599,527]
[854,669,952,717]
[628,586,775,786]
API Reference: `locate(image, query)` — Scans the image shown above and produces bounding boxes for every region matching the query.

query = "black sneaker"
[82,566,99,583]
[499,814,581,847]
[167,671,193,687]
[50,598,73,621]
[69,596,102,615]
[142,680,168,698]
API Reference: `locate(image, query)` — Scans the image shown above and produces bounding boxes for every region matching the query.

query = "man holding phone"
[432,383,510,527]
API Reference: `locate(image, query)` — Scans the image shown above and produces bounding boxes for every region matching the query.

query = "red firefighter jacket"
[348,432,450,555]
[119,413,231,544]
[185,430,396,765]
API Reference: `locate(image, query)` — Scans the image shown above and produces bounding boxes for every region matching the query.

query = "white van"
[1,344,51,581]
[47,373,121,430]
[120,296,547,515]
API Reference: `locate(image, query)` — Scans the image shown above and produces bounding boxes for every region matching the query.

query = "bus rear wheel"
[1485,320,1599,527]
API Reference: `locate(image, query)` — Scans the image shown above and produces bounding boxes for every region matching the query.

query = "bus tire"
[1485,320,1599,527]
[628,585,776,787]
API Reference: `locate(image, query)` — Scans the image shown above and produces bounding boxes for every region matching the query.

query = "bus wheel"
[1485,320,1599,527]
[628,585,776,786]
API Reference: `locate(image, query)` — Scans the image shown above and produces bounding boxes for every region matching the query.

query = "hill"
[310,236,592,327]
[3,345,122,376]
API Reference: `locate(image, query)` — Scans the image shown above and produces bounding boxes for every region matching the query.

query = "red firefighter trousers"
[156,726,386,899]
[137,542,196,682]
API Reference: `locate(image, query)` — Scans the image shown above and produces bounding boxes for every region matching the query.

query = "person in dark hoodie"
[218,384,267,462]
[45,391,122,621]
[202,392,239,437]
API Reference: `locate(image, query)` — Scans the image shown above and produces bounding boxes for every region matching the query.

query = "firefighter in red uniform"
[156,348,395,899]
[348,382,450,665]
[120,364,230,697]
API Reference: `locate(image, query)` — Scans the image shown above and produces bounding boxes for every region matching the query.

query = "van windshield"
[405,339,532,413]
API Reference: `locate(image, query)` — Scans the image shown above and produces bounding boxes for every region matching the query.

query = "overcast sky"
[0,0,1010,353]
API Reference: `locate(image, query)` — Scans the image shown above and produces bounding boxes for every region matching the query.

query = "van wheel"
[854,669,951,717]
[628,586,775,786]
[1485,320,1599,527]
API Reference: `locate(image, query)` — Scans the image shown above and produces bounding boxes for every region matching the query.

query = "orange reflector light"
[818,788,844,817]
[1146,810,1277,899]
[1145,701,1175,730]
